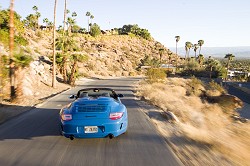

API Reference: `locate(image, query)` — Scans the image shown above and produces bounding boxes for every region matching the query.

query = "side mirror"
[117,94,124,98]
[69,95,76,99]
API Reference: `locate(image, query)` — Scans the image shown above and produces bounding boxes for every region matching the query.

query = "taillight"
[61,114,72,121]
[109,112,123,120]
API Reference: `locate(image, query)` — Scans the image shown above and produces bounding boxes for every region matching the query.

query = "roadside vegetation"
[136,77,250,165]
[0,4,157,102]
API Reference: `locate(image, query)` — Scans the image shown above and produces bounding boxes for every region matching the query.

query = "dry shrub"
[206,81,226,97]
[186,76,205,96]
[205,89,222,97]
[208,94,243,114]
[146,68,166,82]
[208,80,226,94]
[167,77,187,87]
[136,78,250,165]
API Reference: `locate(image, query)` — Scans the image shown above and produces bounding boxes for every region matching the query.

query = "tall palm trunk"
[52,0,57,88]
[175,41,177,56]
[9,0,15,99]
[226,59,230,81]
[62,57,68,83]
[14,67,25,102]
[210,66,213,79]
[0,46,2,103]
[62,0,68,83]
[175,41,178,68]
[69,61,77,85]
[63,0,67,32]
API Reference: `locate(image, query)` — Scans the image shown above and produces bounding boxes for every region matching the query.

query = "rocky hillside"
[24,30,175,76]
[0,29,176,100]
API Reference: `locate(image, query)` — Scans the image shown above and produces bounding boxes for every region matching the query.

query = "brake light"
[61,114,72,121]
[110,112,123,120]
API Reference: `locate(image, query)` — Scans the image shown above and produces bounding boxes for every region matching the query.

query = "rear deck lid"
[71,97,118,119]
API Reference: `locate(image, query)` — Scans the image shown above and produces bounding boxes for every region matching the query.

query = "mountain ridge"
[169,46,250,58]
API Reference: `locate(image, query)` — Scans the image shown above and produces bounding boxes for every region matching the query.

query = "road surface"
[0,77,181,166]
[226,82,250,119]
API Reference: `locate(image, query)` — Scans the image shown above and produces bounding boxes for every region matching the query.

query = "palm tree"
[13,54,33,102]
[72,11,77,17]
[175,36,180,55]
[90,15,94,26]
[68,54,88,85]
[9,0,15,99]
[197,54,204,68]
[159,48,165,63]
[86,11,91,32]
[185,41,192,60]
[56,35,77,83]
[206,56,219,79]
[67,17,75,33]
[193,44,199,59]
[175,36,180,68]
[198,40,204,55]
[224,53,235,80]
[66,12,77,33]
[52,0,58,88]
[63,0,67,32]
[32,5,38,12]
[43,18,49,30]
[32,6,40,30]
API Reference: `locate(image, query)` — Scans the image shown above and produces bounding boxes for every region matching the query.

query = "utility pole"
[9,0,15,100]
[52,0,57,88]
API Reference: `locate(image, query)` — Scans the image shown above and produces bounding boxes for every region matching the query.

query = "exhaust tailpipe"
[69,135,74,140]
[108,134,114,139]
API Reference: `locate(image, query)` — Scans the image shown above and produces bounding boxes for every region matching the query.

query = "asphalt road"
[0,77,181,166]
[226,82,250,119]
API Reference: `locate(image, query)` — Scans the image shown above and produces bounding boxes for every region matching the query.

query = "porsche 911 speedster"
[59,88,128,140]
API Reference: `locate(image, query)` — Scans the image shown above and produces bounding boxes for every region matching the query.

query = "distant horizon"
[168,46,250,48]
[169,46,250,58]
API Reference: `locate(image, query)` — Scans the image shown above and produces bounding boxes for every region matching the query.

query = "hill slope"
[0,29,175,100]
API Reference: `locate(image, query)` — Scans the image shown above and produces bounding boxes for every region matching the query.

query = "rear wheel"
[59,125,63,136]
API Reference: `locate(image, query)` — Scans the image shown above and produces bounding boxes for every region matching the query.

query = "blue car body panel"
[60,88,128,139]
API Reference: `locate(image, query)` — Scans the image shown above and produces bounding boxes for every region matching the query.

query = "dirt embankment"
[136,78,250,166]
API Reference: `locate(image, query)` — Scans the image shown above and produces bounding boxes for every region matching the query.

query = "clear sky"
[1,0,250,47]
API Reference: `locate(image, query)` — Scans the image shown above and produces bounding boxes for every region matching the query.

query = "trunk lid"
[71,97,118,120]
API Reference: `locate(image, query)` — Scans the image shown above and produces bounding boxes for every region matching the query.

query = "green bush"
[146,68,166,82]
[118,24,151,40]
[14,53,33,68]
[90,23,101,37]
[14,36,28,46]
[0,29,9,45]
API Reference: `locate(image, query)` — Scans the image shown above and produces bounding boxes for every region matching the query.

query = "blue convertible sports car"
[59,88,128,140]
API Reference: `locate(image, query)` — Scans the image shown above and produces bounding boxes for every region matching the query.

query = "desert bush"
[14,53,33,68]
[146,68,166,82]
[186,59,200,70]
[0,29,9,46]
[35,30,43,38]
[90,23,101,37]
[206,80,226,97]
[186,76,205,96]
[129,71,136,76]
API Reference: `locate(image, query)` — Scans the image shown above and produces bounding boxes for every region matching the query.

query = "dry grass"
[136,77,250,165]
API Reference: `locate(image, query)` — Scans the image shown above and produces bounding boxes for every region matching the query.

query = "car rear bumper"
[60,118,128,138]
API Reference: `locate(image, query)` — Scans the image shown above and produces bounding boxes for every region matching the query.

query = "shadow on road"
[0,107,61,140]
